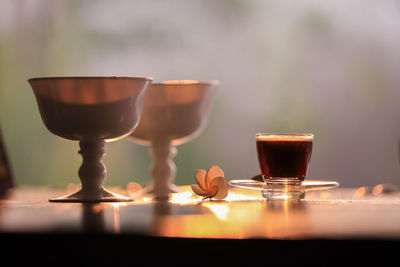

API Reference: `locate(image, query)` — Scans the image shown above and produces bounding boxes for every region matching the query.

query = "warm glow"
[109,202,127,208]
[169,188,260,205]
[372,184,384,195]
[319,192,333,199]
[161,80,199,85]
[139,187,314,239]
[141,197,153,202]
[202,202,230,220]
[109,203,126,233]
[276,194,291,200]
[126,181,143,199]
[356,187,370,197]
[255,133,314,142]
[169,190,200,205]
[225,191,260,201]
[90,203,104,213]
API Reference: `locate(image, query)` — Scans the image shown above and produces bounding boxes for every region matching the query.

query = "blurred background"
[1,0,400,188]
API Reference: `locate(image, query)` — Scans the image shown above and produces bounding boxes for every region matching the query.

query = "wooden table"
[1,186,399,265]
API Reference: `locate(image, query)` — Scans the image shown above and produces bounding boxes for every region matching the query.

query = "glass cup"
[255,133,314,199]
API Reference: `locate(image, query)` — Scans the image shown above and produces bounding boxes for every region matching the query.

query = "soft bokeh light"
[1,0,400,188]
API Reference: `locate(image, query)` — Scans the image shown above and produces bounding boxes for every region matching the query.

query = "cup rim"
[154,80,219,86]
[255,133,314,140]
[28,76,153,82]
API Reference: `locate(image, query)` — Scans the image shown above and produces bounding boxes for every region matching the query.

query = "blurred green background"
[1,0,400,188]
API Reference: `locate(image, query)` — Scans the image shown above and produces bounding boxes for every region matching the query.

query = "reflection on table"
[2,186,400,240]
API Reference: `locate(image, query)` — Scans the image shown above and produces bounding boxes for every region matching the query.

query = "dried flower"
[191,165,229,200]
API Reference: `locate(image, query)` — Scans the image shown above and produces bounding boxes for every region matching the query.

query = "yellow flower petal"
[191,184,208,196]
[192,165,229,200]
[205,165,224,187]
[209,176,229,199]
[194,169,207,191]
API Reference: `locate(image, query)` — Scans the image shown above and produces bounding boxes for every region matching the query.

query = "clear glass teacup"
[256,133,314,199]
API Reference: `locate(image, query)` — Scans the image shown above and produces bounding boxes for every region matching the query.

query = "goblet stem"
[150,141,179,199]
[78,140,107,200]
[49,140,132,202]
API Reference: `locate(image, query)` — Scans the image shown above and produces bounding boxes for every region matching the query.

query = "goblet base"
[49,187,133,203]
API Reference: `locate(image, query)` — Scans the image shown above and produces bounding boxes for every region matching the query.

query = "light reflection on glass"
[261,199,310,239]
[109,202,127,233]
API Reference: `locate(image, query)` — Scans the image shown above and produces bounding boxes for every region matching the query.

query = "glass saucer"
[229,179,339,200]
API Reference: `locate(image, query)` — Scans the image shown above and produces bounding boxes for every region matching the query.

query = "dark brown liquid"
[256,139,313,179]
[36,96,141,141]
